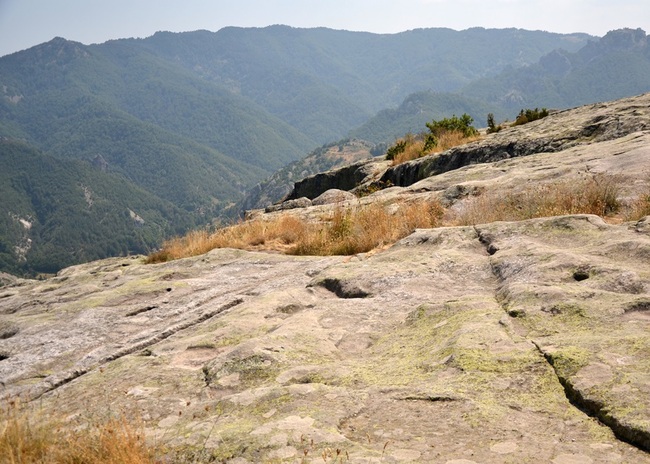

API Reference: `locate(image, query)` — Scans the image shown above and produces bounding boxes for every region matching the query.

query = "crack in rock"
[125,305,158,317]
[532,340,650,452]
[474,226,499,256]
[475,221,650,453]
[398,395,458,402]
[473,226,513,319]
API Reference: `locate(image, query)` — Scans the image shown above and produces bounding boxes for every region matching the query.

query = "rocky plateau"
[1,93,650,463]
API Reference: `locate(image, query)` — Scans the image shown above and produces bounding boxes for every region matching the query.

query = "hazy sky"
[1,0,649,57]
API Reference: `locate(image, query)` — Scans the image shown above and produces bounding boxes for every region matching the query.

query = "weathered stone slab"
[1,216,648,462]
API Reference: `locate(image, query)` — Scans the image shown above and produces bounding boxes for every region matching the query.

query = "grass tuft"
[453,174,621,226]
[0,399,155,464]
[624,185,650,221]
[390,130,480,165]
[290,200,444,256]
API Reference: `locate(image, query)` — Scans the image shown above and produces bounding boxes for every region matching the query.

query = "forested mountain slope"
[0,26,613,275]
[0,139,192,275]
[462,28,650,116]
[135,26,591,141]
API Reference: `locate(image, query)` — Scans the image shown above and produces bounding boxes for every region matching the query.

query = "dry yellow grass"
[452,174,621,226]
[391,133,425,165]
[391,130,480,165]
[0,400,155,464]
[624,186,650,221]
[145,214,309,263]
[146,199,445,263]
[145,174,646,264]
[436,130,481,153]
[291,200,444,256]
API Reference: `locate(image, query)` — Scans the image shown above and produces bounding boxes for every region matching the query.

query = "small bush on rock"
[625,185,650,221]
[426,113,479,139]
[385,114,480,166]
[486,113,503,134]
[512,108,549,126]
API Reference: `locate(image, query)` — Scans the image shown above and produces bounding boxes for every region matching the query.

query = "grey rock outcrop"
[284,158,389,201]
[380,93,650,188]
[1,93,650,463]
[0,272,18,288]
[237,139,376,213]
[264,196,312,213]
[283,93,650,196]
[1,216,649,462]
[312,189,357,206]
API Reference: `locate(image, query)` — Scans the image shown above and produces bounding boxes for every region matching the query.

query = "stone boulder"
[284,158,388,201]
[264,196,312,213]
[312,189,357,206]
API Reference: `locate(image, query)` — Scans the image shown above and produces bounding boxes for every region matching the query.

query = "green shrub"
[385,139,408,161]
[384,115,480,165]
[513,108,549,126]
[486,113,503,134]
[426,113,479,138]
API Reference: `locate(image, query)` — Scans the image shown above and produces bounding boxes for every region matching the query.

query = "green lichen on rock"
[209,354,280,388]
[449,347,540,374]
[545,345,591,378]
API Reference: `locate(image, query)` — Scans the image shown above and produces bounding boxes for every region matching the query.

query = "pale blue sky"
[1,0,649,57]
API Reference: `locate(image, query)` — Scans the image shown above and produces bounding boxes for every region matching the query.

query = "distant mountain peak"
[600,28,647,49]
[27,36,90,63]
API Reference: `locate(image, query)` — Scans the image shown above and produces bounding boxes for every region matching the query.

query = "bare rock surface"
[380,92,650,188]
[284,158,390,202]
[265,197,313,213]
[312,189,358,206]
[1,216,649,462]
[0,272,19,288]
[1,94,650,462]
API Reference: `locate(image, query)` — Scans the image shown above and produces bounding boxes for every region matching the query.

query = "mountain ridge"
[1,26,645,276]
[461,27,650,114]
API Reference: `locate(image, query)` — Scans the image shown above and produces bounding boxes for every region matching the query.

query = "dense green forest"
[1,26,649,276]
[136,26,592,120]
[0,139,193,275]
